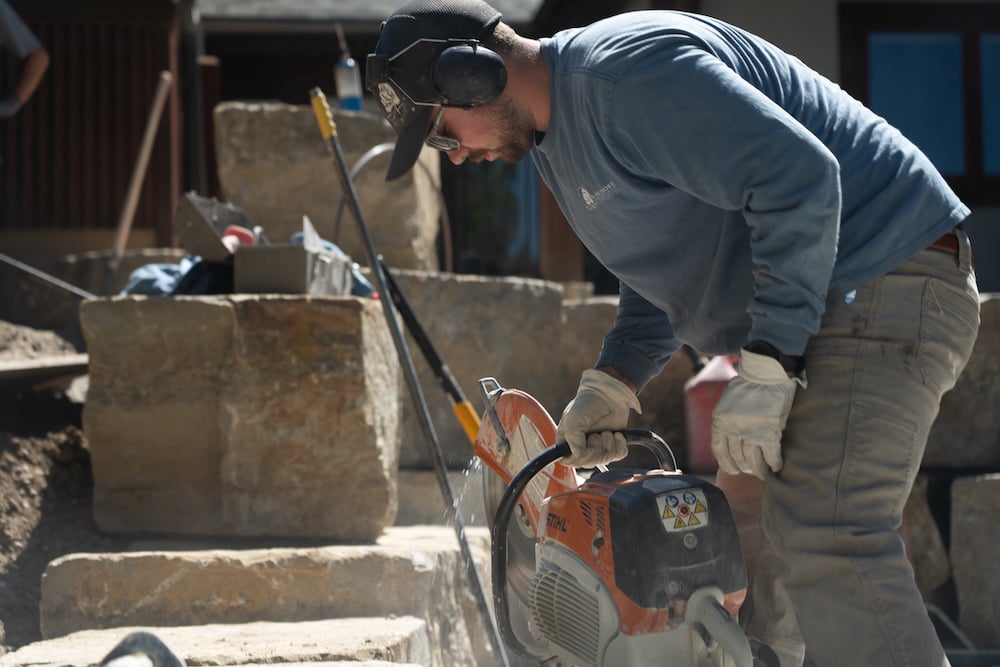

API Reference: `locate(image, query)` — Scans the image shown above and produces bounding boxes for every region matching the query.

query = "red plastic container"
[682,354,739,473]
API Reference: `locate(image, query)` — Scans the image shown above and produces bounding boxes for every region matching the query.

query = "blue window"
[983,33,1000,175]
[841,4,1000,204]
[869,33,965,175]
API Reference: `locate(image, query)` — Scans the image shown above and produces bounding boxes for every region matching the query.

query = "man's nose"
[447,147,468,165]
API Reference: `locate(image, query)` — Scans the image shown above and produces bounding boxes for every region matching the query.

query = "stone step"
[0,618,428,667]
[37,526,496,667]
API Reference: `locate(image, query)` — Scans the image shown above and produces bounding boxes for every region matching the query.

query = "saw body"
[475,378,763,667]
[534,468,749,666]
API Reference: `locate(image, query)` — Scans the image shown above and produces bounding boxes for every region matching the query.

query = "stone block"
[560,297,620,385]
[950,474,1000,648]
[3,619,429,667]
[389,271,567,469]
[39,527,494,667]
[901,475,950,596]
[395,468,487,527]
[213,101,441,271]
[925,294,1000,468]
[0,254,88,349]
[80,295,401,540]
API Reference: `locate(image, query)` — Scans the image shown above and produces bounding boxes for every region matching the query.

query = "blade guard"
[475,379,579,533]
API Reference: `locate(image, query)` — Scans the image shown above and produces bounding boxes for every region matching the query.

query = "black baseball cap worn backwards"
[366,0,504,180]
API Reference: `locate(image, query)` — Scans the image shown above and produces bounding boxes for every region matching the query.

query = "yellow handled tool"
[309,87,508,667]
[377,256,481,444]
[310,88,481,445]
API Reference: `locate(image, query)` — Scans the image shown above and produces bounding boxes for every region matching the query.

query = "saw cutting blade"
[475,385,578,606]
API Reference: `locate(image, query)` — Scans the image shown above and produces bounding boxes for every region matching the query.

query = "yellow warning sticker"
[657,488,711,533]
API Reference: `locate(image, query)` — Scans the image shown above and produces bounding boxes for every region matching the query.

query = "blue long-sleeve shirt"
[531,11,969,390]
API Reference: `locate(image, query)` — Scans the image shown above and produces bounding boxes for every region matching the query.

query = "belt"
[927,229,974,268]
[928,231,960,256]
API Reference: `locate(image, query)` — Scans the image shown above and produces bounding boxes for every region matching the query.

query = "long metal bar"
[308,88,511,667]
[377,256,482,445]
[0,251,96,300]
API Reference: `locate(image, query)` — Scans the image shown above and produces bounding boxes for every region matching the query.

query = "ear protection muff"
[367,37,507,109]
[432,42,507,107]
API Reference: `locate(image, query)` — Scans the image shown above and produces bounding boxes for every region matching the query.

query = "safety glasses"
[425,106,460,152]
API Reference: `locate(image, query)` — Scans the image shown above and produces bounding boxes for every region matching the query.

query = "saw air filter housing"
[532,469,747,666]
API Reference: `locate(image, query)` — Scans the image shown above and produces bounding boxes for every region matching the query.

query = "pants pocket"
[918,275,980,395]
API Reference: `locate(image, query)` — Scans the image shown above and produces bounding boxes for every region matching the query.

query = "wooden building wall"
[1,0,182,257]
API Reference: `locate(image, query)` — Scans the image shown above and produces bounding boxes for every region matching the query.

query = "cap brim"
[385,105,434,181]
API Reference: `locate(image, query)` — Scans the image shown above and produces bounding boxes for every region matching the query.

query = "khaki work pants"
[719,230,979,667]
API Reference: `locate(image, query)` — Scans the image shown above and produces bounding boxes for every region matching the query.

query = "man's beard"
[468,96,534,164]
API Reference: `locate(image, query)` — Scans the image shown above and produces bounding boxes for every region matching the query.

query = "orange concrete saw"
[475,377,775,667]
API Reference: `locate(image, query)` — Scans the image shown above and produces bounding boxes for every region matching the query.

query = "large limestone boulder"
[38,527,494,667]
[31,248,188,298]
[389,271,568,469]
[386,281,693,472]
[2,620,430,667]
[213,101,441,271]
[901,475,951,597]
[925,294,1000,468]
[80,295,401,541]
[950,474,1000,648]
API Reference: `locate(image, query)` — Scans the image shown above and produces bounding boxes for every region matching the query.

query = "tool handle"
[308,83,509,667]
[453,401,481,445]
[377,257,482,444]
[102,70,173,295]
[309,87,336,140]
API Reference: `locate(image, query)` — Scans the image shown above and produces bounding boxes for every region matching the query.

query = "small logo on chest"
[578,182,619,211]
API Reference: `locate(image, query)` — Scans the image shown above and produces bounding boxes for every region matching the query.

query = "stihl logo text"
[546,513,568,533]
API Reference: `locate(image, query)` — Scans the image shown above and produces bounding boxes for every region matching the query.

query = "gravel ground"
[0,321,129,653]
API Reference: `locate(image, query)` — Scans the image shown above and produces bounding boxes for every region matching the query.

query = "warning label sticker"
[658,488,710,532]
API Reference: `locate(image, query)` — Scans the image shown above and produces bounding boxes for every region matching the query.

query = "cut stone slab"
[950,474,1000,649]
[389,271,567,470]
[0,353,89,391]
[32,248,189,299]
[213,101,441,272]
[925,294,1000,468]
[0,618,429,667]
[901,475,950,596]
[0,252,91,347]
[80,295,402,541]
[39,526,495,667]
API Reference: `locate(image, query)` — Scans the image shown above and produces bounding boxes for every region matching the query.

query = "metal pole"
[309,87,511,667]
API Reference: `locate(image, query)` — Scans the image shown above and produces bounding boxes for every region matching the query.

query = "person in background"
[366,1,980,665]
[0,0,48,118]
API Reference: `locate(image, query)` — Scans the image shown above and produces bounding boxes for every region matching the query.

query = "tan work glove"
[556,368,642,467]
[711,349,806,480]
